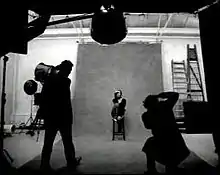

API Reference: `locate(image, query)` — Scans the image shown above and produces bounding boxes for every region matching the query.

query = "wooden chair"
[112,115,126,141]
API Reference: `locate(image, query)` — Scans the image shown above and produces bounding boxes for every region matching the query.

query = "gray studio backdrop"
[73,43,163,140]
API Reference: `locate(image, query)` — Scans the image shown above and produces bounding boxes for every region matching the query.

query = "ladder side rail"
[193,44,205,101]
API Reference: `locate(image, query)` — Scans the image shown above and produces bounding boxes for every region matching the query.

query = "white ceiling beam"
[65,15,81,41]
[183,14,190,28]
[51,16,58,28]
[156,14,162,37]
[47,13,199,29]
[170,14,175,28]
[79,20,84,43]
[71,21,81,42]
[159,13,173,36]
[40,27,200,38]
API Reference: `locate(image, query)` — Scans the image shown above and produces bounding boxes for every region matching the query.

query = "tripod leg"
[19,118,31,134]
[3,149,13,163]
[31,116,38,131]
[36,119,41,142]
[19,116,33,134]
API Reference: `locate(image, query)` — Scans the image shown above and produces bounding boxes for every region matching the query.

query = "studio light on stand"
[20,80,38,136]
[34,62,59,84]
[21,62,60,141]
[91,4,127,45]
[22,78,45,142]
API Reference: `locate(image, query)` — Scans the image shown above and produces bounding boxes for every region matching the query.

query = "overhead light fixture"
[90,4,127,45]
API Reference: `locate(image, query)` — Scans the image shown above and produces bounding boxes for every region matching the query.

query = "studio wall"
[0,53,19,124]
[74,43,163,139]
[13,38,78,124]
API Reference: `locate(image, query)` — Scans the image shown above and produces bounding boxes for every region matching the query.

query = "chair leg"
[112,121,115,141]
[122,119,125,141]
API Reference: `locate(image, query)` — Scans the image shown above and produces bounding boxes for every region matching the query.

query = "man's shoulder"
[141,111,149,118]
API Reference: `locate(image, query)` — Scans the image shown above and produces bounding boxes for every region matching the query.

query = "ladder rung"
[188,89,202,92]
[190,93,203,95]
[175,109,184,112]
[175,113,184,115]
[173,67,185,70]
[179,128,187,132]
[173,64,185,66]
[173,81,187,83]
[189,83,200,85]
[173,66,185,68]
[173,67,185,69]
[173,82,187,84]
[175,116,185,119]
[178,92,188,95]
[174,87,187,90]
[176,121,185,124]
[189,59,198,62]
[114,133,124,135]
[173,109,184,112]
[173,62,185,65]
[173,77,187,79]
[173,71,186,74]
[175,115,185,118]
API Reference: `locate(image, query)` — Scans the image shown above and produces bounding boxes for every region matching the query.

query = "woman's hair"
[114,89,122,99]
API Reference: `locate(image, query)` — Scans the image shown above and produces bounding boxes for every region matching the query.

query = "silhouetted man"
[141,92,190,175]
[40,60,81,173]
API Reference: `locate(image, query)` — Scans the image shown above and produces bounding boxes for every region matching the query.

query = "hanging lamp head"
[90,4,127,45]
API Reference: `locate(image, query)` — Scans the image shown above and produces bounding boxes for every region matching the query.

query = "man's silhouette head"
[143,95,159,110]
[58,60,74,77]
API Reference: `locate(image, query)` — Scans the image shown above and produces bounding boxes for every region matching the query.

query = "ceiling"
[36,13,199,29]
[27,0,216,15]
[0,0,217,56]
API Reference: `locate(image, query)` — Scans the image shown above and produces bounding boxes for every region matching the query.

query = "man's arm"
[157,92,179,108]
[141,112,152,129]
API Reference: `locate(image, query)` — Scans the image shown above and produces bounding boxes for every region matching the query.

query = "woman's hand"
[117,116,122,120]
[114,103,119,107]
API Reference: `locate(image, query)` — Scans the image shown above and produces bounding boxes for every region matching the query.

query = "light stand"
[22,79,44,141]
[27,95,34,125]
[1,55,8,155]
[19,95,34,134]
[0,55,14,172]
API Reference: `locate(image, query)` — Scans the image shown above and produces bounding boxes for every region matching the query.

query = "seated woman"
[111,90,126,133]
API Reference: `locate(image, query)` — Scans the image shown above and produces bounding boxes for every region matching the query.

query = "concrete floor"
[4,130,61,168]
[3,129,219,174]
